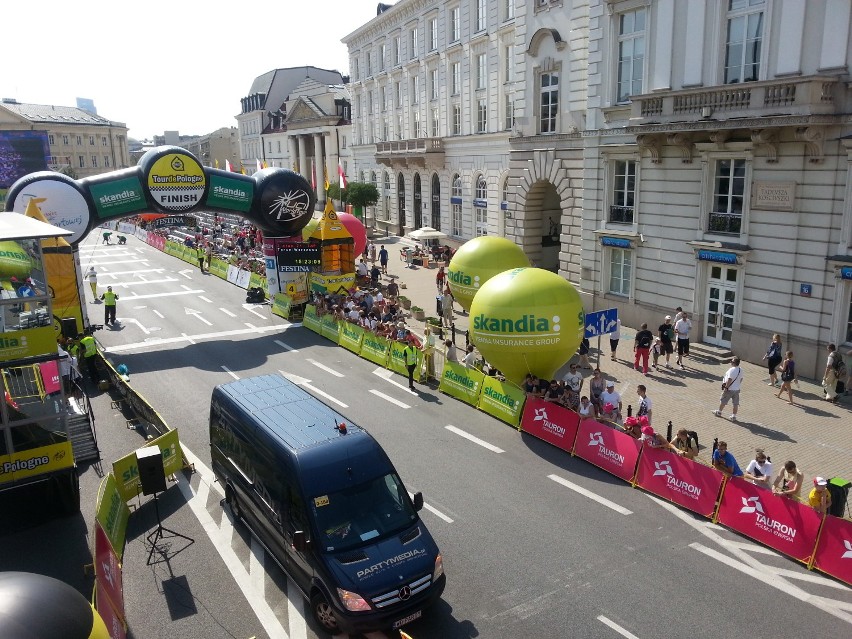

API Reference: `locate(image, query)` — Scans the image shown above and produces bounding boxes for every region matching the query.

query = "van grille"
[337,551,369,565]
[399,526,421,545]
[371,574,432,609]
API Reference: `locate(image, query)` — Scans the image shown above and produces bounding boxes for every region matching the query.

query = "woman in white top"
[743,449,773,489]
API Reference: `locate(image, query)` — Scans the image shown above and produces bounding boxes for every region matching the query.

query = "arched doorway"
[524,179,561,272]
[413,173,422,229]
[431,173,441,230]
[397,172,406,235]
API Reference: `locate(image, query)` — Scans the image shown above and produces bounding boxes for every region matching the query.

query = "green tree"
[345,182,379,208]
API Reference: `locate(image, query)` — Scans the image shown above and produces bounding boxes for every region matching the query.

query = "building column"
[287,136,298,172]
[297,135,308,181]
[314,133,325,197]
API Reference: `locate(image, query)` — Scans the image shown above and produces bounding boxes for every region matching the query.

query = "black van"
[209,374,446,634]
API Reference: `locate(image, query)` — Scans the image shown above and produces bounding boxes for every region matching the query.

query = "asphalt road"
[81,233,852,639]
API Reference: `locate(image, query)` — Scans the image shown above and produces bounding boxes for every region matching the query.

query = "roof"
[0,101,123,127]
[245,67,345,112]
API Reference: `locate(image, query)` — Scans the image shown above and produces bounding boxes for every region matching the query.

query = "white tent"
[0,213,73,240]
[407,226,448,241]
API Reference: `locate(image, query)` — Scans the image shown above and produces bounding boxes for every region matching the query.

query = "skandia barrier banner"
[574,419,642,483]
[208,257,229,279]
[812,514,852,586]
[439,361,485,406]
[520,398,580,452]
[249,272,266,291]
[303,305,322,334]
[112,429,183,502]
[95,474,131,558]
[360,333,392,367]
[716,475,824,564]
[388,341,426,382]
[0,441,74,484]
[94,522,126,624]
[271,293,292,319]
[634,444,724,518]
[321,314,340,343]
[338,321,365,353]
[477,377,526,428]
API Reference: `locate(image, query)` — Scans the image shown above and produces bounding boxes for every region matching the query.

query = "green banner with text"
[438,361,484,406]
[271,293,292,319]
[338,321,365,353]
[388,341,425,382]
[360,333,391,367]
[303,305,322,334]
[111,429,183,502]
[209,257,229,279]
[95,473,131,559]
[477,376,526,428]
[321,315,340,343]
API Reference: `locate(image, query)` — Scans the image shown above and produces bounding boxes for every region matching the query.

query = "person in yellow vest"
[79,333,99,382]
[197,243,207,272]
[100,286,119,325]
[403,337,418,391]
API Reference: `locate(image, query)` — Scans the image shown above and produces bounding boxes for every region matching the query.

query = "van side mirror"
[412,492,424,512]
[293,530,309,552]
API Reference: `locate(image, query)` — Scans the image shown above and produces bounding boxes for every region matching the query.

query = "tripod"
[146,490,194,565]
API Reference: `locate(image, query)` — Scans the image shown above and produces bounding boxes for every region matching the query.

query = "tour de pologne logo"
[266,189,311,221]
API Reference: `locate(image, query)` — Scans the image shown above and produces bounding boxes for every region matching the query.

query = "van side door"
[281,482,314,592]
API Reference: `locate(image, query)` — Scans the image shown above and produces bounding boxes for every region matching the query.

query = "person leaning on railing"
[772,460,804,500]
[670,428,699,460]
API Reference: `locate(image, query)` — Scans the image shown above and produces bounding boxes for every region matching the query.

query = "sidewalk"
[369,233,852,486]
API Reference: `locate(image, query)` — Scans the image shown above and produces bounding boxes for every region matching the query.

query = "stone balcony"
[375,137,445,168]
[629,76,840,126]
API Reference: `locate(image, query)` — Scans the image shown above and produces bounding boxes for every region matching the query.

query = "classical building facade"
[176,127,240,170]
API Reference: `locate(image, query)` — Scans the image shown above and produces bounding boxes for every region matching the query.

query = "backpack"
[687,430,699,451]
[638,332,652,349]
[781,361,794,382]
[833,354,847,378]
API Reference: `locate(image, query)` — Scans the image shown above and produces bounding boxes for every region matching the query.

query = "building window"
[709,158,746,234]
[429,18,438,51]
[277,140,281,152]
[610,160,636,224]
[384,172,392,221]
[475,0,487,32]
[48,134,55,145]
[504,45,513,81]
[341,135,347,149]
[62,135,69,145]
[104,156,111,168]
[501,177,510,204]
[475,175,487,200]
[91,155,98,168]
[450,6,460,43]
[101,136,107,146]
[451,62,461,95]
[378,43,386,71]
[725,0,764,84]
[431,107,440,137]
[76,136,82,145]
[608,249,633,296]
[504,0,515,20]
[383,119,390,141]
[540,71,559,133]
[451,174,463,236]
[366,50,372,76]
[413,111,422,137]
[394,36,401,66]
[381,86,388,111]
[369,92,375,114]
[412,76,420,103]
[410,28,418,59]
[397,115,403,139]
[476,99,487,133]
[89,135,95,145]
[476,53,487,89]
[78,155,85,168]
[431,69,439,100]
[504,94,515,130]
[396,81,403,106]
[617,8,646,103]
[452,104,462,135]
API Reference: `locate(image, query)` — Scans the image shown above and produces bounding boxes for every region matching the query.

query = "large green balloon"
[301,217,320,241]
[447,237,529,311]
[0,240,33,279]
[469,268,585,385]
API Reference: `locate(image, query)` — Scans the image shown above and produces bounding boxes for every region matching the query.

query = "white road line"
[274,340,299,352]
[178,270,194,280]
[117,318,150,335]
[372,367,417,394]
[222,366,239,380]
[407,493,454,523]
[597,615,641,639]
[308,359,345,377]
[219,307,237,318]
[548,475,633,516]
[250,537,266,597]
[104,324,286,353]
[181,332,196,345]
[287,587,308,639]
[279,371,348,408]
[153,310,164,319]
[181,283,194,290]
[186,308,213,325]
[243,305,267,319]
[107,290,205,300]
[96,268,165,276]
[103,278,179,287]
[445,425,504,453]
[369,389,411,408]
[86,259,143,265]
[199,296,213,303]
[245,323,256,329]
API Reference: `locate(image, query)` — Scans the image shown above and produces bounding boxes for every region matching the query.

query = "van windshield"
[311,472,418,552]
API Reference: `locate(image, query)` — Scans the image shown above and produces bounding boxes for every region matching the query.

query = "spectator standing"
[776,351,798,404]
[609,319,621,362]
[599,381,622,419]
[578,396,594,417]
[403,341,418,391]
[634,323,654,375]
[577,337,592,369]
[86,266,98,300]
[763,333,784,387]
[744,449,773,489]
[79,332,99,382]
[808,477,832,515]
[772,461,804,500]
[713,357,743,421]
[711,441,744,477]
[640,425,670,449]
[562,363,584,398]
[674,311,692,369]
[436,266,446,291]
[196,243,206,272]
[588,369,606,416]
[369,242,377,264]
[442,287,455,328]
[205,242,213,270]
[462,345,477,368]
[544,380,565,404]
[523,374,541,398]
[651,338,662,370]
[100,286,119,326]
[657,315,675,369]
[670,429,698,460]
[445,339,459,363]
[636,384,652,425]
[378,245,389,274]
[823,343,844,402]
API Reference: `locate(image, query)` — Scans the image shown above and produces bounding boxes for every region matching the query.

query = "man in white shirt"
[599,381,622,419]
[674,311,692,369]
[562,364,584,394]
[714,356,744,421]
[356,259,369,277]
[743,449,773,489]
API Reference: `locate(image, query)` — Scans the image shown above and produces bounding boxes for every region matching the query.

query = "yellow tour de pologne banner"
[95,473,131,558]
[0,441,74,484]
[112,429,183,502]
[310,272,355,294]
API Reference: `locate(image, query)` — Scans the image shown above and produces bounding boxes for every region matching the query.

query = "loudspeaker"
[60,317,78,339]
[136,446,166,496]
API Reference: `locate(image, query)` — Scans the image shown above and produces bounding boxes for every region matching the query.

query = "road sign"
[585,308,618,338]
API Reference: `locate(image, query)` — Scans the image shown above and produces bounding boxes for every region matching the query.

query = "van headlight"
[433,553,444,580]
[337,588,371,612]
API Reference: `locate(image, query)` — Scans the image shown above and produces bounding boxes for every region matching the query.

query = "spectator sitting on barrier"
[711,441,744,477]
[544,379,565,404]
[670,428,699,460]
[445,339,459,363]
[578,396,593,418]
[621,416,642,438]
[808,477,832,514]
[772,461,804,499]
[523,374,538,398]
[743,449,773,490]
[640,423,671,449]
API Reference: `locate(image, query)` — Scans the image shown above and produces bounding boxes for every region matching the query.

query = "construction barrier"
[812,514,852,583]
[520,398,580,453]
[634,444,724,518]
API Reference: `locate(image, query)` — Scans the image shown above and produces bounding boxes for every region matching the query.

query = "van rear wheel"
[225,486,242,521]
[311,592,339,633]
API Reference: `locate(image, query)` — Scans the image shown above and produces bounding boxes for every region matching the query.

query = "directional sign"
[585,308,618,338]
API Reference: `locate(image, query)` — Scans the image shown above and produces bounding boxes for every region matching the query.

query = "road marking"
[548,475,633,515]
[369,389,411,408]
[104,324,286,353]
[179,269,194,279]
[185,307,213,325]
[597,615,641,639]
[102,278,179,287]
[117,317,150,334]
[250,537,266,597]
[372,367,416,394]
[308,359,345,377]
[199,296,213,303]
[222,366,239,380]
[408,493,454,523]
[274,340,299,352]
[181,333,196,345]
[219,307,237,317]
[153,310,164,319]
[287,590,308,639]
[98,268,165,276]
[445,425,504,453]
[106,289,205,300]
[279,371,348,408]
[243,304,267,319]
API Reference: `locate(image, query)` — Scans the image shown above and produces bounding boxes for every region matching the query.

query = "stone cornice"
[343,0,433,48]
[607,114,848,136]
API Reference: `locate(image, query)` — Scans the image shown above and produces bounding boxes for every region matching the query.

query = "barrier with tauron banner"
[573,419,642,483]
[94,522,126,633]
[634,444,725,518]
[438,361,485,406]
[811,514,852,584]
[716,475,824,565]
[477,376,526,428]
[520,398,579,451]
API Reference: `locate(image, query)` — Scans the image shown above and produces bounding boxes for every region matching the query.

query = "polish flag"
[338,160,348,189]
[311,159,317,190]
[256,158,262,173]
[224,159,233,172]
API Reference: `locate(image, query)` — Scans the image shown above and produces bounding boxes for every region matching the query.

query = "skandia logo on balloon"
[473,313,562,347]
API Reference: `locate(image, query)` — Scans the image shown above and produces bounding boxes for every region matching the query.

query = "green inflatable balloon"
[301,217,320,241]
[469,267,585,385]
[447,237,529,311]
[0,240,33,279]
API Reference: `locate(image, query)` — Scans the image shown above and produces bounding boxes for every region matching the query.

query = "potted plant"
[411,305,425,321]
[398,295,412,310]
[425,316,441,328]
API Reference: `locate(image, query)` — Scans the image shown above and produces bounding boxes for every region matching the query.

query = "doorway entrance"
[413,173,422,229]
[431,173,441,230]
[397,173,406,235]
[704,265,738,347]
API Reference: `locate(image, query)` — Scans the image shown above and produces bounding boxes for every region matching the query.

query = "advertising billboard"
[0,131,50,189]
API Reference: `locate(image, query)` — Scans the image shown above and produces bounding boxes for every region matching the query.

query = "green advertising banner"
[338,322,365,353]
[95,473,131,558]
[360,333,391,367]
[303,305,322,334]
[209,257,229,279]
[89,175,147,219]
[271,293,292,319]
[112,429,183,502]
[439,361,485,406]
[388,341,426,382]
[165,240,179,256]
[0,325,57,360]
[205,173,254,212]
[477,376,526,428]
[181,246,194,263]
[321,315,340,343]
[248,273,266,292]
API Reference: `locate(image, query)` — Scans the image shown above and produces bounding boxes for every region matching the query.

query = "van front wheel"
[311,592,340,633]
[225,486,242,521]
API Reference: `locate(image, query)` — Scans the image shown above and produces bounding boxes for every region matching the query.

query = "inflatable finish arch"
[3,146,316,243]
